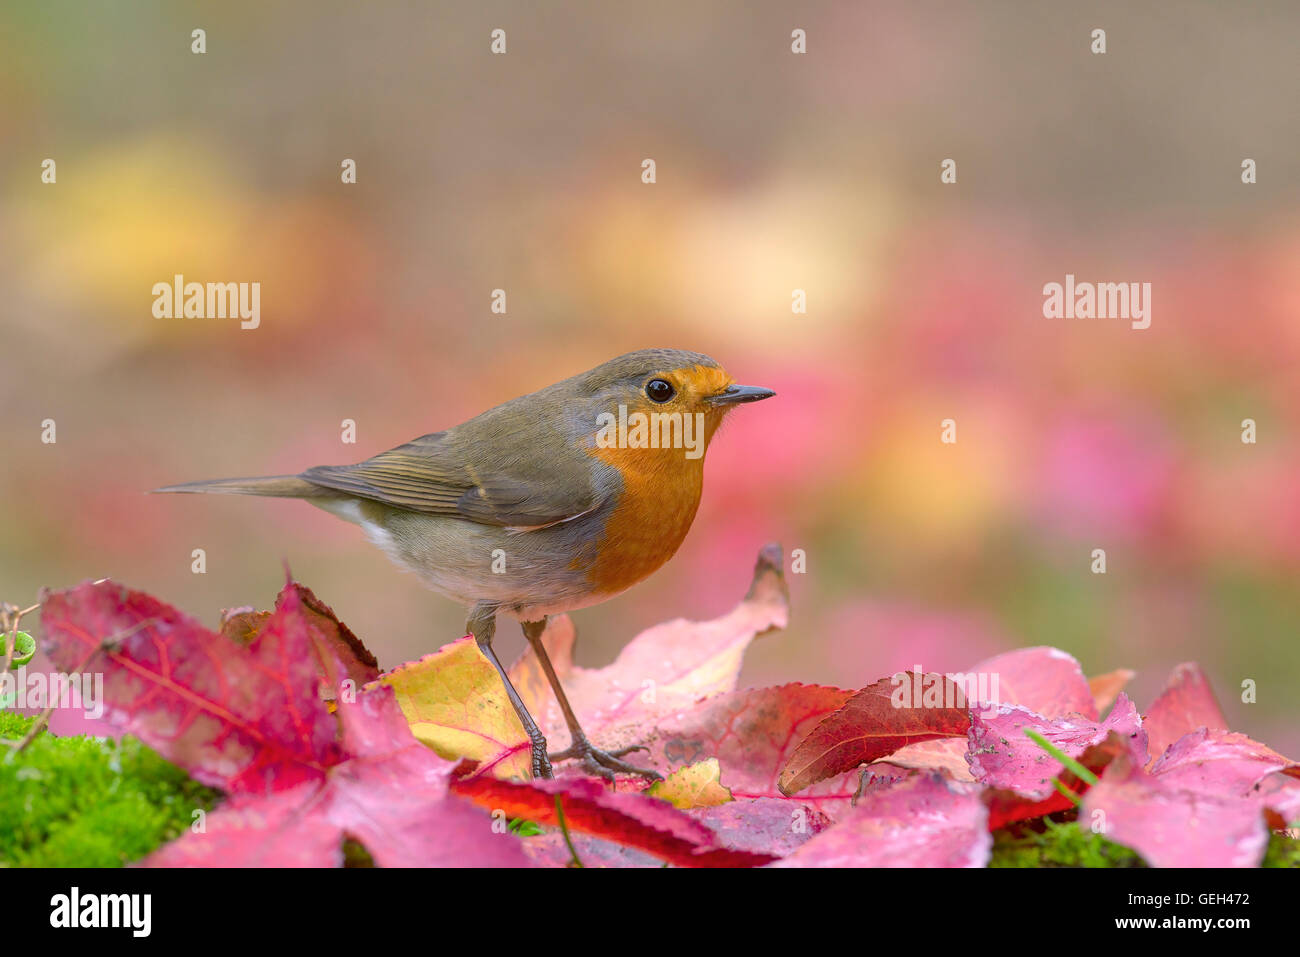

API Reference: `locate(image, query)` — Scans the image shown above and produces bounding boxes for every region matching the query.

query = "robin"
[156,348,774,781]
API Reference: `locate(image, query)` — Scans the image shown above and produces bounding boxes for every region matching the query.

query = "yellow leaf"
[368,637,532,780]
[647,758,733,809]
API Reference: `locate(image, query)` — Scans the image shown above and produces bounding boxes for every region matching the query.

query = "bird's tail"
[152,475,325,498]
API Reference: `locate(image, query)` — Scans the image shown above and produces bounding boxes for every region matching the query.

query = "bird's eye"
[645,378,676,403]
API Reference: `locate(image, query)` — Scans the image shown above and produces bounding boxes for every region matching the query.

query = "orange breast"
[581,445,706,597]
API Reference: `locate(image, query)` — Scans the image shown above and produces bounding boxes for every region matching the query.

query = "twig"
[1,601,40,675]
[554,794,584,868]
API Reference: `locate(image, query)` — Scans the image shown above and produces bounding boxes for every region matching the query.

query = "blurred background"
[2,2,1298,752]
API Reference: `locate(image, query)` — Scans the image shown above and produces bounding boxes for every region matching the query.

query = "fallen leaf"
[1082,752,1269,868]
[1143,662,1229,766]
[147,685,531,867]
[877,647,1107,782]
[647,758,733,809]
[983,731,1134,830]
[966,693,1146,799]
[688,798,832,858]
[772,774,991,868]
[628,683,859,818]
[1148,727,1295,797]
[966,646,1099,719]
[371,636,531,780]
[291,583,381,693]
[42,579,528,867]
[449,772,775,868]
[221,583,379,701]
[778,673,971,795]
[41,579,344,793]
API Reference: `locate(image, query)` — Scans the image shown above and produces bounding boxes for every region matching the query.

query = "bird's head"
[570,348,774,463]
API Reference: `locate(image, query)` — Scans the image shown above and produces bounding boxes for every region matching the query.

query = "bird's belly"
[330,502,599,614]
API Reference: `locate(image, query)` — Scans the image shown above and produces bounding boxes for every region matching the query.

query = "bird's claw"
[549,740,662,782]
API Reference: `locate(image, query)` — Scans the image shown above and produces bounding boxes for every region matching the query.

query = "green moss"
[1262,832,1300,868]
[990,818,1145,867]
[0,713,220,867]
[990,816,1300,867]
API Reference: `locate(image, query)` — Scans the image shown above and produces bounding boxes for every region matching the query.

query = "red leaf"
[147,686,531,867]
[1142,663,1229,766]
[285,583,380,694]
[42,579,526,866]
[881,646,1106,781]
[777,673,972,795]
[449,773,776,867]
[772,774,991,868]
[40,579,344,793]
[967,693,1146,799]
[627,683,861,818]
[221,583,380,700]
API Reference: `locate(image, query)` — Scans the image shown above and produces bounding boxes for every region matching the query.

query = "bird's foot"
[529,734,554,780]
[549,737,662,783]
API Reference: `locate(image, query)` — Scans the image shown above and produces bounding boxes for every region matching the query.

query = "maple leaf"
[147,685,530,867]
[772,774,991,868]
[777,673,972,795]
[220,583,380,701]
[40,579,527,866]
[41,579,344,793]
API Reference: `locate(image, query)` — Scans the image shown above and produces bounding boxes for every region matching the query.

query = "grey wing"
[300,431,605,528]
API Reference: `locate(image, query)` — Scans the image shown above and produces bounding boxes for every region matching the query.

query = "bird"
[155,348,774,781]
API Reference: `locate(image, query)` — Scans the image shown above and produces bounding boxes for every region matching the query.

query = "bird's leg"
[467,601,552,779]
[520,617,662,783]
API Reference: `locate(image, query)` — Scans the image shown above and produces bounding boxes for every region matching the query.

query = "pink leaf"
[1149,727,1296,797]
[1143,663,1229,766]
[1082,753,1269,868]
[967,693,1147,798]
[772,774,991,868]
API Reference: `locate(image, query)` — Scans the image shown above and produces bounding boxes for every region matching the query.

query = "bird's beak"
[707,384,776,406]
